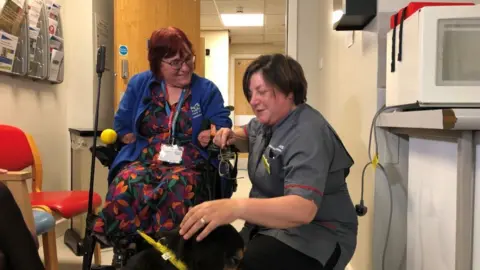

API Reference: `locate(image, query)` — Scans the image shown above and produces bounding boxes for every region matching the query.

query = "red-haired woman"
[93,27,232,243]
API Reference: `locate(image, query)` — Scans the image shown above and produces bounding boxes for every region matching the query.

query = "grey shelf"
[28,0,50,80]
[46,1,64,84]
[0,0,29,77]
[377,109,480,131]
[0,0,64,83]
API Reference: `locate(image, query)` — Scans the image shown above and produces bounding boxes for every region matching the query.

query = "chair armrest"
[0,171,32,181]
[0,171,35,236]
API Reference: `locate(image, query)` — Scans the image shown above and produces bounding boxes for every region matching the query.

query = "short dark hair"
[148,27,194,77]
[242,54,307,105]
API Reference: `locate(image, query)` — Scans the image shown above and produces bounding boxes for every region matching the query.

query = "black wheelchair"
[84,116,240,270]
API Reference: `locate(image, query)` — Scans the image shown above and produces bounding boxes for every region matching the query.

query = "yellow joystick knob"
[100,129,117,144]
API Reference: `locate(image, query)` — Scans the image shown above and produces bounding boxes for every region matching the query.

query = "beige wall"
[0,0,70,192]
[292,0,379,269]
[0,75,70,192]
[308,0,480,269]
[201,30,230,102]
[230,43,284,55]
[316,3,378,270]
[0,0,114,194]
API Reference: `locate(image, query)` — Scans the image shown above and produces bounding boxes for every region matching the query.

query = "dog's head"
[123,224,244,270]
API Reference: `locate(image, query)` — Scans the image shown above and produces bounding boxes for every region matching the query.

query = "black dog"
[122,224,244,270]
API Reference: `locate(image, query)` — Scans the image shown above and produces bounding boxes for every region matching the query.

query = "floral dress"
[93,83,206,241]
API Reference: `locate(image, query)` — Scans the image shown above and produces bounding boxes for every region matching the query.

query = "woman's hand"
[197,130,211,147]
[121,133,136,144]
[213,128,236,149]
[179,199,245,241]
[0,169,7,174]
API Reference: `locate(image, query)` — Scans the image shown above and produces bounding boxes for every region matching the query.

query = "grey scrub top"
[243,103,358,268]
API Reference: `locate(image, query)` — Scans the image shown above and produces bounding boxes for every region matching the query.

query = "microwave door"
[436,18,480,87]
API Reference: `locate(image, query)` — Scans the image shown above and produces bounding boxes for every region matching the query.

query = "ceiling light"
[221,13,264,27]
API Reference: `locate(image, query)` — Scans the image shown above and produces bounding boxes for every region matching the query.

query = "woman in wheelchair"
[92,27,232,248]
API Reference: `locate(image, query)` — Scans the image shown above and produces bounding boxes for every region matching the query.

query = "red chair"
[0,124,103,264]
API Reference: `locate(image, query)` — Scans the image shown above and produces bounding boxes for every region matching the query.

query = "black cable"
[362,103,413,270]
[378,163,393,270]
[359,161,372,209]
[69,132,74,230]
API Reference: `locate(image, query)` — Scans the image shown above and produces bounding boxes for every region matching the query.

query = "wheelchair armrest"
[89,140,126,168]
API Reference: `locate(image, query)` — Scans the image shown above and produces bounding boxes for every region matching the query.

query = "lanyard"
[255,128,273,175]
[161,81,186,144]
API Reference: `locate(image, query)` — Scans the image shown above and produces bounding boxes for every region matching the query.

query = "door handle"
[121,59,129,79]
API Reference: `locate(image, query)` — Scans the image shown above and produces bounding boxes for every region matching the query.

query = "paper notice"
[48,17,58,36]
[28,25,40,60]
[95,14,110,70]
[49,34,62,51]
[28,0,42,27]
[48,2,60,21]
[0,0,25,36]
[28,25,40,40]
[0,30,18,73]
[96,17,109,47]
[48,48,63,81]
[11,0,24,8]
[44,0,53,8]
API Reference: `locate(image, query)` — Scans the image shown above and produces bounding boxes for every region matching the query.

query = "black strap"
[398,8,407,62]
[207,151,215,200]
[263,129,272,153]
[254,127,272,171]
[323,243,342,270]
[231,151,238,192]
[390,13,399,73]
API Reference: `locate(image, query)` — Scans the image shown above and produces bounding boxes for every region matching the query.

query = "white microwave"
[386,4,480,108]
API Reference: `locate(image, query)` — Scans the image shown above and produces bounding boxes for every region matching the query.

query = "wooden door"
[114,0,201,110]
[234,59,255,158]
[234,59,255,121]
[196,37,205,77]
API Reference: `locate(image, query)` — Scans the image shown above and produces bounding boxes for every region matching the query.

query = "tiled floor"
[39,167,252,269]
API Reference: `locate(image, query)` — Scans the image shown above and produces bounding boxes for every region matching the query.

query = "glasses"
[218,148,234,177]
[218,147,245,181]
[162,55,195,70]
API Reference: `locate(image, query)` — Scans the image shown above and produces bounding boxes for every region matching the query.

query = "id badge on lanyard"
[158,82,187,164]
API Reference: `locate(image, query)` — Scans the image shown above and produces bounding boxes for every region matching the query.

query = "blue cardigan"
[110,71,233,181]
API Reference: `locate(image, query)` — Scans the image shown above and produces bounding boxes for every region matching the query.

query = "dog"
[122,224,244,270]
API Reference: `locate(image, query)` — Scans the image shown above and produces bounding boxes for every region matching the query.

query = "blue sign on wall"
[119,45,128,56]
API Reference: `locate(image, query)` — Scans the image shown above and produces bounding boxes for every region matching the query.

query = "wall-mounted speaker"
[333,0,377,31]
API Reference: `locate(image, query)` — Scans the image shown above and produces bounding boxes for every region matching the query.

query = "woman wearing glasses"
[180,54,358,270]
[93,27,232,243]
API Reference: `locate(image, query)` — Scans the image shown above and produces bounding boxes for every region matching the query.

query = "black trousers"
[240,234,341,270]
[0,181,44,270]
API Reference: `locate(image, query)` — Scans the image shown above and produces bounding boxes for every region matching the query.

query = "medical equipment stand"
[376,108,478,270]
[82,46,106,270]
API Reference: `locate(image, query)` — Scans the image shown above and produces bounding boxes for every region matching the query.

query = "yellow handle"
[137,230,188,270]
[372,154,379,169]
[262,155,270,174]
